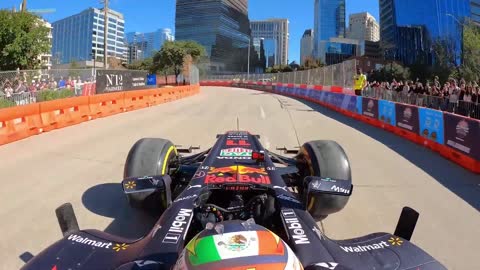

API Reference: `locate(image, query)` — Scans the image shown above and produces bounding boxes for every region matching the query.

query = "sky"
[0,0,380,63]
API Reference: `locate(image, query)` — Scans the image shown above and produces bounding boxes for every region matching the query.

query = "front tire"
[296,140,352,220]
[124,138,178,208]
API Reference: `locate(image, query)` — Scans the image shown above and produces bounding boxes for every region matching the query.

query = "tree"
[127,58,153,71]
[151,41,206,84]
[68,60,81,78]
[300,57,324,70]
[107,57,124,69]
[459,20,480,82]
[0,10,51,70]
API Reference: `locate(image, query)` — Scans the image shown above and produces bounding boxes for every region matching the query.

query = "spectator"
[15,80,27,93]
[353,67,367,96]
[3,80,14,98]
[448,78,460,112]
[58,77,66,89]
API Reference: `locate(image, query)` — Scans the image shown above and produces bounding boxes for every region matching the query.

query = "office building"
[300,29,314,65]
[126,28,174,60]
[127,43,145,63]
[250,19,289,66]
[347,12,380,42]
[379,0,471,65]
[52,8,127,66]
[175,0,250,72]
[317,37,362,65]
[363,40,382,59]
[472,0,480,24]
[39,19,53,69]
[313,0,346,59]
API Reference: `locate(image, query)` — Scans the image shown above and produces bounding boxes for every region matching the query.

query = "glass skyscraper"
[380,0,471,65]
[313,0,345,59]
[126,29,174,60]
[471,0,480,24]
[175,0,250,72]
[52,8,127,65]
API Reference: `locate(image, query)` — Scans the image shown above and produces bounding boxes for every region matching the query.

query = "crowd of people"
[0,76,90,98]
[367,77,480,104]
[358,69,480,119]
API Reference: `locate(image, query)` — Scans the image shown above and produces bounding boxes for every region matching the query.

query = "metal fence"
[363,87,480,119]
[0,65,199,108]
[203,59,358,89]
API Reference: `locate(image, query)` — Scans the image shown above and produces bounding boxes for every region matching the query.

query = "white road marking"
[260,106,266,120]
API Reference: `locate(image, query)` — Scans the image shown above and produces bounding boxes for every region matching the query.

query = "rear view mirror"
[304,176,353,221]
[122,175,172,211]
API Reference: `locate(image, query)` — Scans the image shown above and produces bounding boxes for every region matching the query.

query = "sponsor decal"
[149,178,160,186]
[378,100,396,126]
[226,139,251,146]
[192,171,206,179]
[418,108,445,144]
[112,243,129,252]
[395,104,420,133]
[217,156,251,160]
[311,181,321,190]
[277,194,301,204]
[224,185,250,191]
[124,181,136,190]
[281,209,310,244]
[456,120,469,139]
[340,241,390,253]
[362,98,378,119]
[315,262,338,269]
[205,175,271,184]
[388,236,404,246]
[163,208,193,244]
[174,195,198,203]
[67,234,129,252]
[444,114,480,159]
[219,148,253,157]
[208,166,267,175]
[331,185,350,195]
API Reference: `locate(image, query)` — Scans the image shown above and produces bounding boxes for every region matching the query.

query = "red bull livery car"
[21,131,447,270]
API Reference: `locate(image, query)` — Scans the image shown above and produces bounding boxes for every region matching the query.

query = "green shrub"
[36,89,74,102]
[0,98,16,109]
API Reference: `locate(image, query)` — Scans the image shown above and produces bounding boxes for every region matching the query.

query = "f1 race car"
[21,131,447,270]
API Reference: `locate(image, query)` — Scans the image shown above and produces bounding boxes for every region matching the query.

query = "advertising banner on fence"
[362,97,378,119]
[356,96,363,114]
[147,74,157,86]
[96,70,147,93]
[395,103,420,134]
[444,113,480,160]
[340,94,357,113]
[418,108,445,144]
[378,100,396,126]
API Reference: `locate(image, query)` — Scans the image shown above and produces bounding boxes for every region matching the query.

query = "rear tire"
[124,138,178,208]
[296,140,352,220]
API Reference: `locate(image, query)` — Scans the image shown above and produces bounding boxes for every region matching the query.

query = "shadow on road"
[291,97,480,211]
[81,183,158,239]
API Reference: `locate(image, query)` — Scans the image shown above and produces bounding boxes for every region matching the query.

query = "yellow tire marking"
[162,145,176,175]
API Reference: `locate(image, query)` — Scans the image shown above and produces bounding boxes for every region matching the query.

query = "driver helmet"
[173,220,304,270]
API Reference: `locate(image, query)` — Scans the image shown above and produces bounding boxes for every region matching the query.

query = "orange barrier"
[40,96,92,131]
[0,103,43,145]
[0,85,200,146]
[88,92,126,119]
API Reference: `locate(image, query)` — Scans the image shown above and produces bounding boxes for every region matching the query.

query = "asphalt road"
[0,86,478,270]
